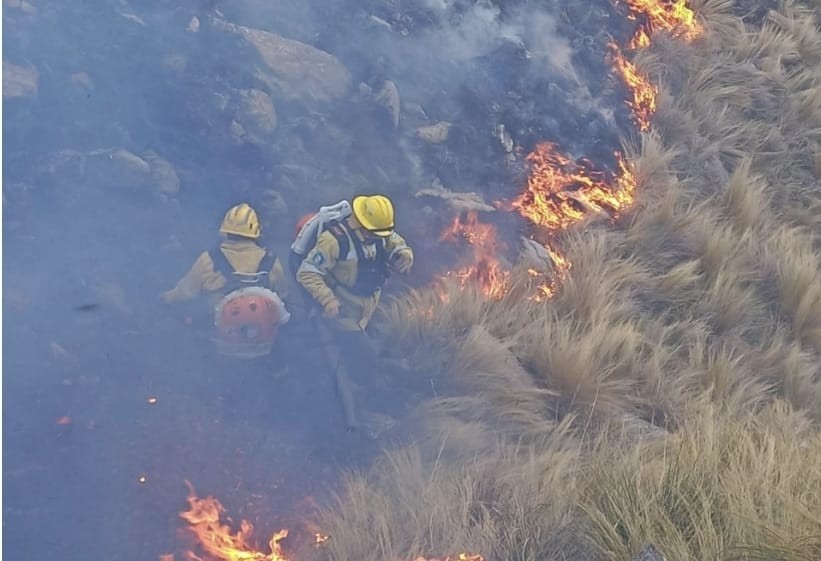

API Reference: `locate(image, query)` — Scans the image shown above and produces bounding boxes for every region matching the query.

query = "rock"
[143,152,180,196]
[415,181,495,213]
[366,15,393,31]
[631,544,666,561]
[374,80,400,128]
[518,237,556,274]
[494,123,514,154]
[3,61,38,99]
[236,88,277,139]
[84,149,151,186]
[416,121,452,144]
[81,149,178,197]
[213,18,351,103]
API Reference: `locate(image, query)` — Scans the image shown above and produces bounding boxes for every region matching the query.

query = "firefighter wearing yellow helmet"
[162,203,291,358]
[296,194,413,332]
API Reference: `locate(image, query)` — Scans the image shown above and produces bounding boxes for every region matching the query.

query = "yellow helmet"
[352,195,394,236]
[220,203,261,238]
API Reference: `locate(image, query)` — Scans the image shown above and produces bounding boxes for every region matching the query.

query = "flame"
[439,211,510,299]
[511,143,636,230]
[608,43,659,131]
[614,0,701,126]
[180,484,289,561]
[621,0,701,46]
[433,1,690,302]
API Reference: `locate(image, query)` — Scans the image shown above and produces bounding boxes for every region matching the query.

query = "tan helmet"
[220,203,261,239]
[352,195,394,237]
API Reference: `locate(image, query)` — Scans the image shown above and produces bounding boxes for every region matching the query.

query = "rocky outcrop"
[213,18,351,104]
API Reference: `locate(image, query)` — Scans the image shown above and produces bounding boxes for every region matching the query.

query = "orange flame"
[614,0,701,126]
[608,43,659,131]
[440,211,510,299]
[180,484,289,561]
[621,0,701,48]
[511,143,636,230]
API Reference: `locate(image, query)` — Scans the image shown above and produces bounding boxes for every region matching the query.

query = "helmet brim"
[352,196,394,234]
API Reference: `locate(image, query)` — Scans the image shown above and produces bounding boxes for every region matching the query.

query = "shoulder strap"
[327,223,350,260]
[208,247,234,277]
[209,246,276,282]
[258,250,277,273]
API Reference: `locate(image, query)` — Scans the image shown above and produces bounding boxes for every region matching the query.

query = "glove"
[323,299,340,318]
[392,249,413,274]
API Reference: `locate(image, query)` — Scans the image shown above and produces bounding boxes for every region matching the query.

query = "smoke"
[3,1,630,558]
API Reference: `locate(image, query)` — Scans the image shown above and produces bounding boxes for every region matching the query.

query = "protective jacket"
[297,222,412,331]
[163,239,289,305]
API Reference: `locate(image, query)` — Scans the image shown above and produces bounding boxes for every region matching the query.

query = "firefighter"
[294,194,413,432]
[295,194,413,332]
[162,203,291,359]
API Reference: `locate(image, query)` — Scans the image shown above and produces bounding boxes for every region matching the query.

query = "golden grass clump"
[313,429,585,561]
[582,404,821,561]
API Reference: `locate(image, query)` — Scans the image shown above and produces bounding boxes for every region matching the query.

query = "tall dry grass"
[582,404,821,561]
[311,1,821,560]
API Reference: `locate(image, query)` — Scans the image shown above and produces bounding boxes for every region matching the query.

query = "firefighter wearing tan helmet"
[294,194,413,332]
[162,203,291,358]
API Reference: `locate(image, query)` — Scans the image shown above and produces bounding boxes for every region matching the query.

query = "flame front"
[180,485,288,561]
[608,44,659,131]
[512,143,635,231]
[613,0,702,127]
[440,211,510,299]
[621,0,701,48]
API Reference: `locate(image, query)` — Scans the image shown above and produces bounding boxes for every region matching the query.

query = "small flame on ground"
[180,483,289,561]
[439,211,510,299]
[313,533,329,546]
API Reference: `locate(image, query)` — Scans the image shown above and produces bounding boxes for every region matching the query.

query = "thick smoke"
[3,1,632,559]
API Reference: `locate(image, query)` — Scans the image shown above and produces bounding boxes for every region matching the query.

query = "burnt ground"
[3,266,426,559]
[4,0,644,558]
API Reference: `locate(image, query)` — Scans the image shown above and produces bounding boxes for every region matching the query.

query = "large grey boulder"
[213,18,351,104]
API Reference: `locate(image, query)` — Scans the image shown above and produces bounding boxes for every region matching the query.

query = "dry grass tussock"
[582,403,821,561]
[316,1,821,560]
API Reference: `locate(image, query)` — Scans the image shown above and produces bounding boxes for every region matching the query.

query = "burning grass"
[313,0,821,559]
